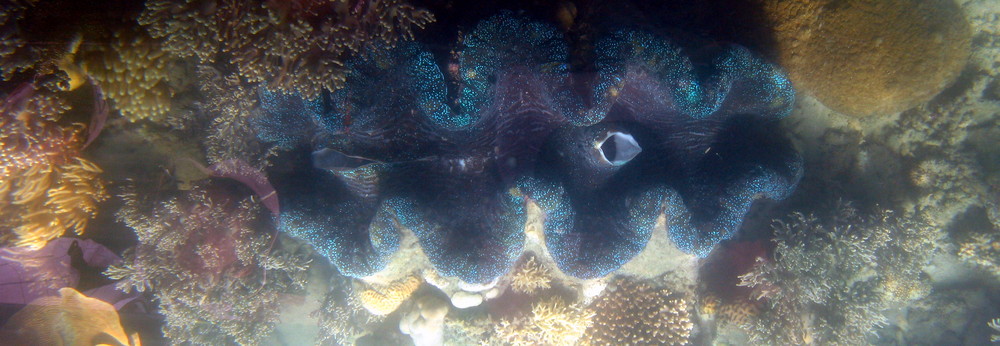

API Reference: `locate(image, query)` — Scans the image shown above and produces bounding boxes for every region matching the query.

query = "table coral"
[107,183,310,345]
[582,278,693,345]
[139,0,435,99]
[0,85,107,249]
[754,0,971,116]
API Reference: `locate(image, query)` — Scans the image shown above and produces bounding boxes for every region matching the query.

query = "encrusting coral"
[738,202,943,345]
[582,278,693,345]
[106,183,310,345]
[81,29,175,123]
[753,0,971,116]
[495,296,594,346]
[357,275,422,316]
[139,0,435,98]
[0,85,107,249]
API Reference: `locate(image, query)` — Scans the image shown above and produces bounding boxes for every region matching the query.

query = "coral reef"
[139,0,435,98]
[106,183,310,345]
[0,287,139,345]
[266,13,800,284]
[358,275,421,316]
[738,203,943,345]
[0,85,107,248]
[509,254,551,294]
[495,296,594,346]
[754,0,971,116]
[582,278,692,345]
[81,29,175,123]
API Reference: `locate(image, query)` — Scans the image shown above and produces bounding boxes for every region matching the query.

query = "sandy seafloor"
[2,0,999,345]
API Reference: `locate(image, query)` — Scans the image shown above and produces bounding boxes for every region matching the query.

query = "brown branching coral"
[582,278,693,345]
[106,183,310,345]
[139,0,434,98]
[495,296,594,346]
[738,202,943,345]
[81,29,175,123]
[196,66,278,167]
[1,86,107,248]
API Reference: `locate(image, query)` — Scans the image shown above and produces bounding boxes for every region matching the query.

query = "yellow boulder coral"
[755,0,971,116]
[358,275,422,316]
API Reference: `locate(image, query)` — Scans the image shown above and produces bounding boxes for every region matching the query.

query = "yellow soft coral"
[83,30,174,123]
[357,275,422,315]
[2,158,107,248]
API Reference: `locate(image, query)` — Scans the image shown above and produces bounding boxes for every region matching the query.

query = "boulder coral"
[755,0,971,116]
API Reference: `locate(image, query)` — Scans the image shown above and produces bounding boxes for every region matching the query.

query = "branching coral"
[81,29,175,123]
[495,296,594,346]
[738,202,943,345]
[0,85,107,248]
[958,231,1000,279]
[582,278,693,345]
[315,272,382,345]
[196,66,278,167]
[106,183,310,345]
[509,254,551,294]
[139,0,435,98]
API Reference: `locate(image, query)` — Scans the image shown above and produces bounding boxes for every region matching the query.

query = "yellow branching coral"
[1,88,107,249]
[358,275,422,315]
[510,254,551,294]
[583,279,693,345]
[140,0,435,98]
[82,30,174,123]
[495,296,594,346]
